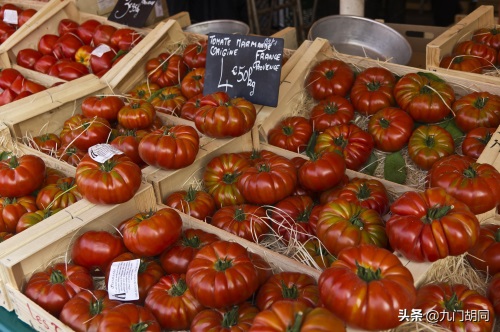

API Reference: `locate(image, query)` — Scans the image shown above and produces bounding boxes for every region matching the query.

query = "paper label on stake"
[107,259,141,301]
[154,0,163,17]
[3,10,18,25]
[91,44,112,57]
[88,144,123,163]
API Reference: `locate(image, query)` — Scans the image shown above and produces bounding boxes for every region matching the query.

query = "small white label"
[91,44,112,58]
[88,144,123,163]
[107,259,140,301]
[154,0,164,17]
[3,9,18,25]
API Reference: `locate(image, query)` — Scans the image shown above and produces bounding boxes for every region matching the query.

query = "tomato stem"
[477,130,493,145]
[426,204,452,222]
[324,103,338,114]
[234,208,246,222]
[324,70,334,80]
[185,186,197,202]
[282,125,294,136]
[356,183,371,200]
[221,306,239,328]
[379,117,391,129]
[138,260,148,274]
[1,197,15,206]
[297,206,312,223]
[49,269,66,284]
[100,159,117,172]
[349,212,364,228]
[281,280,299,299]
[462,166,478,179]
[182,234,201,248]
[131,322,153,332]
[304,131,319,160]
[286,311,304,332]
[366,81,381,91]
[8,155,19,168]
[222,172,239,184]
[169,278,188,297]
[214,257,233,271]
[89,298,104,316]
[355,261,382,281]
[473,97,488,109]
[0,151,12,161]
[334,135,347,149]
[444,292,462,312]
[425,134,435,148]
[257,163,270,173]
[495,228,500,242]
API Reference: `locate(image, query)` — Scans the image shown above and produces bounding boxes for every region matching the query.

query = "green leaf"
[437,118,464,143]
[359,151,379,176]
[384,151,407,184]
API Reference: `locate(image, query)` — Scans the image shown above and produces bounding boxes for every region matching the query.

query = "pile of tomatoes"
[0,67,49,106]
[15,18,143,80]
[439,27,500,73]
[0,3,37,44]
[0,152,82,239]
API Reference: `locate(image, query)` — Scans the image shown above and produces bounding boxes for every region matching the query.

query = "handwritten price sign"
[204,33,284,107]
[108,0,160,27]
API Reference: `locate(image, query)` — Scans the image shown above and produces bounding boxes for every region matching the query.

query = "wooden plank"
[271,27,297,50]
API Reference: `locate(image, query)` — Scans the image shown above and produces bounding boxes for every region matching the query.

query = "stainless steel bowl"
[308,15,412,65]
[184,19,250,35]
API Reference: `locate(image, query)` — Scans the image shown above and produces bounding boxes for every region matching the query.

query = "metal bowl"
[308,15,412,65]
[184,19,250,35]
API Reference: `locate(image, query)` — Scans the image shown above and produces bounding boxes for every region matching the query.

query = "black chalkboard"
[204,33,284,107]
[108,0,158,27]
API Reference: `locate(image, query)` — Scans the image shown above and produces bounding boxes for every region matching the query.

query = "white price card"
[91,44,112,57]
[3,9,18,25]
[89,143,123,163]
[107,259,141,301]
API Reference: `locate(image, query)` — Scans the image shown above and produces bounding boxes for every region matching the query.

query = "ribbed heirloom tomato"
[59,114,111,151]
[145,52,188,87]
[462,126,495,159]
[368,107,414,152]
[35,177,82,210]
[309,95,354,132]
[181,67,205,99]
[305,59,354,100]
[0,196,37,233]
[270,195,315,244]
[439,54,483,73]
[335,177,390,215]
[0,153,46,197]
[164,187,216,221]
[267,116,313,153]
[452,91,500,133]
[149,86,186,116]
[454,40,498,68]
[318,244,417,330]
[191,303,259,332]
[96,303,161,332]
[211,204,269,242]
[183,40,207,69]
[467,223,500,276]
[408,124,455,170]
[138,125,200,170]
[386,187,480,262]
[117,100,156,129]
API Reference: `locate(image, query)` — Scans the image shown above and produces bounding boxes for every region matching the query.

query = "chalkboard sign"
[204,33,284,107]
[108,0,158,27]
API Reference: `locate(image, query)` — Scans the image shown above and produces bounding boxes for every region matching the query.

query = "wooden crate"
[0,123,156,312]
[1,197,319,332]
[0,0,154,87]
[426,5,500,85]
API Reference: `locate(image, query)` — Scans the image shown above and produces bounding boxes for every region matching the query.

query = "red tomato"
[270,195,315,244]
[0,196,37,233]
[159,228,220,275]
[415,283,494,331]
[0,154,46,197]
[164,187,216,221]
[23,263,94,317]
[120,207,183,257]
[33,54,58,74]
[180,67,205,99]
[186,240,259,308]
[305,59,355,100]
[48,60,89,81]
[0,87,15,106]
[309,95,354,132]
[336,177,390,215]
[315,123,374,171]
[15,208,61,234]
[394,72,455,123]
[191,303,259,332]
[118,100,156,129]
[408,124,455,170]
[439,54,483,73]
[76,19,101,45]
[97,303,161,331]
[81,95,125,122]
[149,86,186,116]
[268,116,313,153]
[71,230,126,275]
[180,93,203,121]
[37,34,59,55]
[55,145,86,167]
[454,40,498,67]
[0,67,22,90]
[145,52,188,87]
[317,198,388,255]
[138,125,200,170]
[194,91,257,138]
[89,48,116,75]
[30,133,61,155]
[303,237,336,270]
[145,274,205,330]
[462,127,495,159]
[318,244,416,330]
[298,150,346,192]
[126,81,160,100]
[367,106,414,152]
[53,33,84,59]
[473,27,500,50]
[428,154,500,214]
[250,301,346,332]
[467,223,500,276]
[386,187,480,262]
[256,271,319,310]
[18,8,37,27]
[16,48,43,69]
[452,91,500,133]
[110,28,142,51]
[488,273,500,316]
[35,176,82,210]
[183,40,207,69]
[59,114,111,151]
[110,129,147,166]
[237,152,298,205]
[211,204,269,242]
[92,24,117,47]
[105,253,165,304]
[349,66,396,116]
[75,153,142,204]
[59,289,120,332]
[58,18,79,36]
